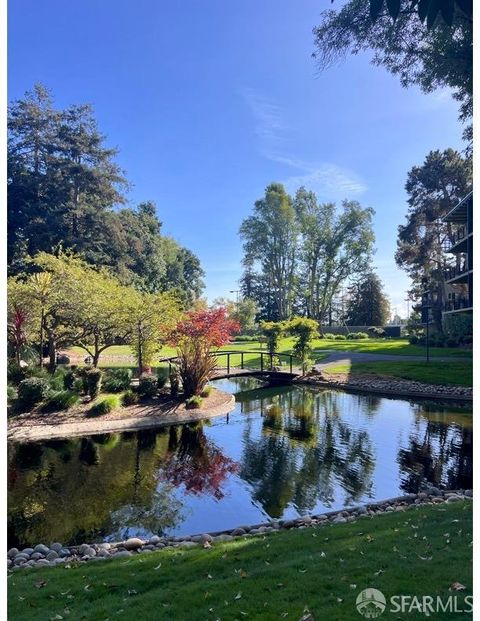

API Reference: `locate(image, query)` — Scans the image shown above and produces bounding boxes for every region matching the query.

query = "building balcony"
[445,264,470,284]
[446,226,470,253]
[443,297,473,313]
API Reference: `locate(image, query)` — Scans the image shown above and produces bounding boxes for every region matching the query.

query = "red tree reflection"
[160,425,239,500]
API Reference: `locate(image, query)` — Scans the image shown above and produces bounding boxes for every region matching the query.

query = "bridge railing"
[159,350,294,375]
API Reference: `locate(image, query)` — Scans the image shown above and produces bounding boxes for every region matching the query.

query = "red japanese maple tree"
[169,307,240,397]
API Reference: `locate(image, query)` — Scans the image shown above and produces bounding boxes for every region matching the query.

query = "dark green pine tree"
[345,272,391,326]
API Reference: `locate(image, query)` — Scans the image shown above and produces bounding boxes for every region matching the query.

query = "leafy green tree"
[230,298,259,335]
[395,149,472,330]
[128,291,181,373]
[305,199,375,325]
[313,0,473,143]
[345,272,391,326]
[240,184,298,320]
[287,317,318,375]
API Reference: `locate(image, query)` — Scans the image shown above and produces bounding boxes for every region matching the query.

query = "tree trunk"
[47,332,56,372]
[39,307,45,368]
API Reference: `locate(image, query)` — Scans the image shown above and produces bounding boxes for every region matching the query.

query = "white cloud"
[241,87,367,199]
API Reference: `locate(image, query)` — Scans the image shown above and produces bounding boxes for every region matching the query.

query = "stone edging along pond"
[297,374,473,402]
[7,391,236,443]
[7,488,472,571]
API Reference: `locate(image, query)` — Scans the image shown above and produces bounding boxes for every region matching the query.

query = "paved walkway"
[314,350,470,371]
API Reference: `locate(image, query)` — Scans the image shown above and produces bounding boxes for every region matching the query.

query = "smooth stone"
[332,517,347,524]
[7,560,12,569]
[96,549,111,557]
[59,549,71,558]
[7,548,19,558]
[113,550,132,558]
[31,553,44,560]
[148,536,161,545]
[21,548,34,556]
[14,553,30,562]
[213,534,233,542]
[201,534,213,543]
[270,522,280,530]
[34,544,50,555]
[464,490,473,497]
[50,543,63,552]
[124,538,144,550]
[140,548,153,553]
[283,520,296,529]
[356,506,367,515]
[81,547,96,557]
[249,529,261,535]
[178,541,197,548]
[35,559,50,567]
[143,544,155,551]
[190,536,203,543]
[155,543,165,549]
[53,558,66,565]
[231,528,246,536]
[46,551,59,561]
[446,495,462,502]
[14,557,27,565]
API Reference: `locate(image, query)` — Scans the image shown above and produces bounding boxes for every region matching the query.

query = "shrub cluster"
[89,394,120,416]
[234,335,256,342]
[80,367,103,398]
[17,377,50,409]
[103,368,132,393]
[122,390,139,406]
[334,334,347,340]
[138,373,158,398]
[346,332,369,340]
[200,385,213,398]
[43,390,79,412]
[185,395,203,409]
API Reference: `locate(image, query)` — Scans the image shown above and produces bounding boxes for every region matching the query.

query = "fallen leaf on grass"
[84,585,91,591]
[235,592,242,600]
[35,580,47,589]
[450,582,466,591]
[153,563,162,570]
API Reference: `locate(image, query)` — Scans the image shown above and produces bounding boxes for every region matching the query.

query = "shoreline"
[296,373,473,403]
[7,489,472,571]
[7,390,236,443]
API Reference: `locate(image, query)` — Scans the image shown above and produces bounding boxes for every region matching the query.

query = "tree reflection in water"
[7,381,472,548]
[241,387,375,516]
[397,405,473,493]
[160,424,239,500]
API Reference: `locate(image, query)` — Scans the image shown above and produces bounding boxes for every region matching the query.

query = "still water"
[8,378,472,548]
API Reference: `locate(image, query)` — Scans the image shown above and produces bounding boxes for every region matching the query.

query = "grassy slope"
[68,338,471,368]
[8,502,472,621]
[326,360,473,387]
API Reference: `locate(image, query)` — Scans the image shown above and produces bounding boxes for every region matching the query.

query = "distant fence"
[319,325,402,338]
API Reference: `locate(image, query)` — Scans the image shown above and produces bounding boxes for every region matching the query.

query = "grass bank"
[326,360,473,387]
[8,502,472,621]
[66,338,471,368]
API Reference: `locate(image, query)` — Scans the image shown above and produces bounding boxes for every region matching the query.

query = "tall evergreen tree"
[345,272,391,326]
[395,149,472,330]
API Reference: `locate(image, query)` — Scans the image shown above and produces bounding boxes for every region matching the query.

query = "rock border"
[7,488,472,571]
[7,391,236,443]
[297,374,472,402]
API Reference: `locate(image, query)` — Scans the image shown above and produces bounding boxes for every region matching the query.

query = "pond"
[8,378,472,548]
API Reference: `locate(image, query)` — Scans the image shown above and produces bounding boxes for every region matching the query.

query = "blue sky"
[8,0,465,314]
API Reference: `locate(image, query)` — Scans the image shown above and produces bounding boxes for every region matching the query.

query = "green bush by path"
[42,390,79,412]
[326,360,473,387]
[8,502,472,621]
[185,395,203,409]
[88,394,121,417]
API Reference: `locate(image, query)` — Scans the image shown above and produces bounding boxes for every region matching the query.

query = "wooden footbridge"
[160,350,299,383]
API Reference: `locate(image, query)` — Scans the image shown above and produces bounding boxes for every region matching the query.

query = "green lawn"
[8,502,472,621]
[326,360,473,387]
[67,338,471,368]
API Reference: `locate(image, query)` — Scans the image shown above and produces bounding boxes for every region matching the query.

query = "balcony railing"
[445,226,469,251]
[445,264,469,281]
[444,297,472,312]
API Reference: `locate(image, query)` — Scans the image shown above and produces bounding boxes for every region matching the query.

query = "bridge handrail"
[159,349,294,374]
